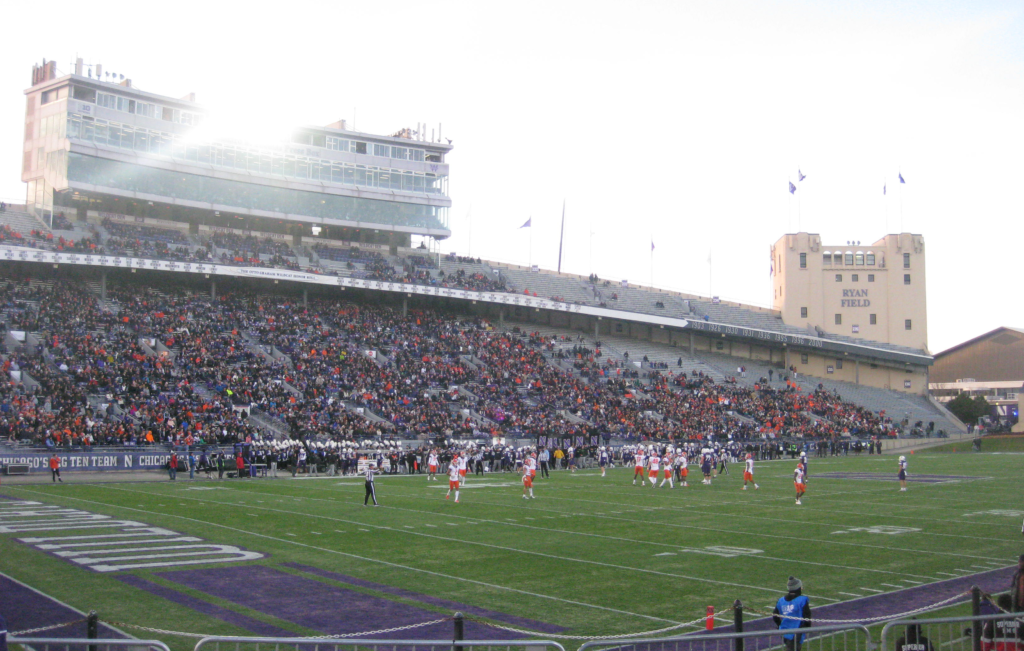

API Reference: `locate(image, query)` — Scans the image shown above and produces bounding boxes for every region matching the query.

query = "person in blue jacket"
[774,576,812,651]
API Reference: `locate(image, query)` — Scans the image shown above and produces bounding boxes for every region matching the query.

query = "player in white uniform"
[659,449,674,488]
[794,463,806,505]
[522,453,537,499]
[897,455,908,492]
[677,451,689,487]
[427,450,439,481]
[598,447,610,477]
[633,448,647,485]
[445,461,461,503]
[647,452,661,487]
[458,452,469,486]
[742,453,759,490]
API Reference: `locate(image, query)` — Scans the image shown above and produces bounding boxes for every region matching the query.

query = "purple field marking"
[284,562,566,633]
[0,571,124,639]
[117,575,297,637]
[702,565,1016,636]
[157,565,517,639]
[814,472,979,484]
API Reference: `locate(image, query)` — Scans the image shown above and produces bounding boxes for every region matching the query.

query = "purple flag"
[899,173,905,184]
[520,217,531,229]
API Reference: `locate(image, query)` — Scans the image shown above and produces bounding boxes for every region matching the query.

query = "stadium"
[0,55,1021,651]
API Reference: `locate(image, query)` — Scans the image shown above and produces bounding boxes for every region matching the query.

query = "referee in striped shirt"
[364,462,379,507]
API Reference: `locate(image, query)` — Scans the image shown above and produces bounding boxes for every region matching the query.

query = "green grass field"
[1,451,1021,651]
[926,434,1024,454]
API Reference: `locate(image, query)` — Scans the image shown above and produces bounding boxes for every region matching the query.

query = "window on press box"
[800,307,807,318]
[835,314,842,325]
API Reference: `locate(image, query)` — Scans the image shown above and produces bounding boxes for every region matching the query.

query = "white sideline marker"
[901,580,923,584]
[860,587,884,593]
[881,583,904,588]
[655,552,677,556]
[936,572,960,577]
[838,592,862,597]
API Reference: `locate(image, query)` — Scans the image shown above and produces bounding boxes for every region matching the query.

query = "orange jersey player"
[522,459,535,499]
[445,462,461,503]
[648,453,661,487]
[427,450,439,481]
[659,451,674,488]
[742,454,759,490]
[794,463,806,505]
[633,449,646,485]
[524,454,537,479]
[678,453,689,487]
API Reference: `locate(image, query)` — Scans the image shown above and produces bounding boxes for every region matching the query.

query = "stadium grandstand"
[0,58,968,464]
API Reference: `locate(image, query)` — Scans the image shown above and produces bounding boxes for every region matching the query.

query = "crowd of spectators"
[0,275,900,453]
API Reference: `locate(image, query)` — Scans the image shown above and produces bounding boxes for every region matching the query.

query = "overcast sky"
[1,0,1021,353]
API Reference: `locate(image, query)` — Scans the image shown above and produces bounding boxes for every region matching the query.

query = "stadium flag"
[557,200,566,273]
[883,183,886,195]
[798,169,806,182]
[788,181,797,194]
[519,217,532,229]
[899,172,906,184]
[651,240,655,252]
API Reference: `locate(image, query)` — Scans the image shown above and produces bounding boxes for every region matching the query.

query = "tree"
[946,392,991,425]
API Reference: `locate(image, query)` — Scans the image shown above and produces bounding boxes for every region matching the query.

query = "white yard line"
[82,485,812,600]
[8,487,683,625]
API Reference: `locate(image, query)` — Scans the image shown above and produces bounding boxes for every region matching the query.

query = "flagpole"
[529,216,533,268]
[899,170,904,233]
[884,178,888,234]
[708,248,712,299]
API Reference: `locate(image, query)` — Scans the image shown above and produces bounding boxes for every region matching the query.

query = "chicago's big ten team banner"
[0,245,929,365]
[0,451,175,472]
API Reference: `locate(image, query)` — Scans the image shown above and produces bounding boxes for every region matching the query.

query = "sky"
[1,0,1021,354]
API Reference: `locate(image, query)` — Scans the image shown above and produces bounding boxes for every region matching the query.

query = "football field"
[0,450,1021,650]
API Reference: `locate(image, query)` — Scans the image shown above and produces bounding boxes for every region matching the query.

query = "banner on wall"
[0,451,176,472]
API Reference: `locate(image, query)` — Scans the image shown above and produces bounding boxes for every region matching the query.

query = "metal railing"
[577,624,874,651]
[192,638,567,651]
[9,638,171,651]
[880,613,1024,651]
